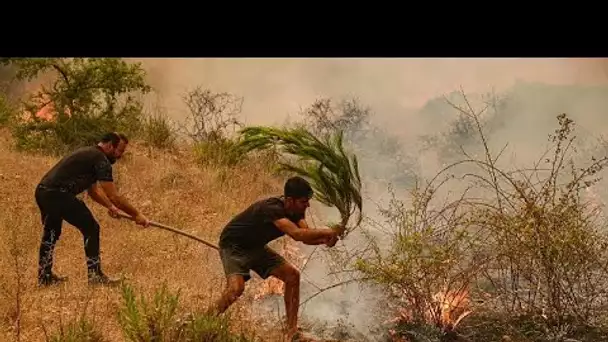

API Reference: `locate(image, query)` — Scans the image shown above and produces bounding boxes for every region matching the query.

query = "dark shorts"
[219,244,286,282]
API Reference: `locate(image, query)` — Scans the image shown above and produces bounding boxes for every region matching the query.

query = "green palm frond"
[236,126,363,236]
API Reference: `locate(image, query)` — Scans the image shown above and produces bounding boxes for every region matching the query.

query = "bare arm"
[98,181,141,218]
[87,183,114,209]
[303,236,334,245]
[295,219,335,245]
[274,218,337,245]
[297,219,309,229]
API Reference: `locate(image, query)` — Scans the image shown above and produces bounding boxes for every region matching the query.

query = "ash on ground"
[301,317,373,342]
[254,294,381,342]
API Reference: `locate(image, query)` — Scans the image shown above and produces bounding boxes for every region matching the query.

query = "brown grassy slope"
[0,128,291,341]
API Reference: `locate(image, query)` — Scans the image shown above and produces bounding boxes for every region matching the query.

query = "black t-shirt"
[219,197,304,250]
[39,146,114,195]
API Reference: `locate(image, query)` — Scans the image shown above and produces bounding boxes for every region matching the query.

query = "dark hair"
[284,176,313,199]
[99,132,128,147]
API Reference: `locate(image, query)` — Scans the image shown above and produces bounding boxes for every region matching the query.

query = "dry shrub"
[193,138,245,167]
[459,115,608,340]
[354,90,608,341]
[179,86,243,144]
[118,283,181,341]
[355,183,483,340]
[141,110,176,150]
[0,207,28,341]
[44,317,105,342]
[117,282,255,342]
[176,86,254,169]
[299,97,370,138]
[0,92,15,126]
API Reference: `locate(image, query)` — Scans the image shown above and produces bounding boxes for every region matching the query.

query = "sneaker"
[88,272,122,286]
[38,272,68,287]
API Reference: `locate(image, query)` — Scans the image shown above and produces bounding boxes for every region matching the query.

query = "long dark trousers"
[35,185,102,278]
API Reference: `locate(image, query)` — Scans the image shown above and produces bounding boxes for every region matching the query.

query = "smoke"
[132,57,608,189]
[133,58,608,339]
[131,58,607,127]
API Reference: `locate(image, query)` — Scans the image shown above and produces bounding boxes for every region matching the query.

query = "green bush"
[0,58,150,155]
[177,313,254,342]
[118,283,181,341]
[117,283,254,342]
[193,138,245,167]
[44,317,105,342]
[12,104,143,155]
[142,112,177,150]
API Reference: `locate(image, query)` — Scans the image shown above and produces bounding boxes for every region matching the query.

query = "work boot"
[88,270,121,286]
[38,272,68,287]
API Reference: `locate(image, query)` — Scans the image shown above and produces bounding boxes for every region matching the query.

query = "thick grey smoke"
[133,58,608,340]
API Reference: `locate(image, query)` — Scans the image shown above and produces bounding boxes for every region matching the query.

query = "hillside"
[4,58,608,342]
[0,127,304,341]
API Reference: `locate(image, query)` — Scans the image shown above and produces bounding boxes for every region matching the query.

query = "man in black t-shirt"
[209,176,340,341]
[35,132,150,286]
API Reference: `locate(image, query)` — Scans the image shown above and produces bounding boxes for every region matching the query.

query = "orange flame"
[33,99,55,121]
[432,287,471,330]
[386,286,472,341]
[21,81,71,122]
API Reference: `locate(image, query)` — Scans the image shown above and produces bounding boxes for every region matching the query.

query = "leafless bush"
[300,98,370,137]
[353,88,608,341]
[180,87,244,143]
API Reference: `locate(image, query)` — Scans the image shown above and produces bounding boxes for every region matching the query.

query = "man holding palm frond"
[208,176,340,341]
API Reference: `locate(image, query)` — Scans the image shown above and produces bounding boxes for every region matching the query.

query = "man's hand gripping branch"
[88,182,150,227]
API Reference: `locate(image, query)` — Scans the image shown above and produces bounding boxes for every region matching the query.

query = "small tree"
[179,87,246,166]
[180,86,244,143]
[0,58,151,154]
[300,98,370,138]
[418,89,507,164]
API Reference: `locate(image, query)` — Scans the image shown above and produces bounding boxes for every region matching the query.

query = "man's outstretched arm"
[274,218,337,245]
[295,218,340,246]
[296,219,309,230]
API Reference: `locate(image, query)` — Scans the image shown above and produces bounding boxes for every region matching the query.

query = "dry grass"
[0,128,294,341]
